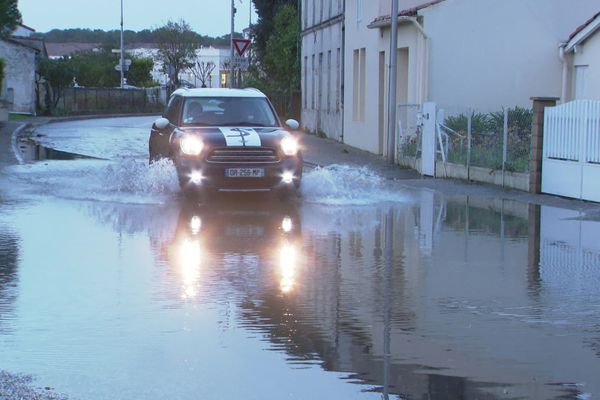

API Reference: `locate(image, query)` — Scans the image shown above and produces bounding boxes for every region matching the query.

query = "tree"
[38,57,74,111]
[127,57,156,87]
[0,58,5,93]
[262,5,299,93]
[190,60,215,88]
[0,0,22,37]
[155,20,199,89]
[251,0,297,64]
[246,4,299,99]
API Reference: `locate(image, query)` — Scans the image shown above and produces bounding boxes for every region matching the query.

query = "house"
[561,11,600,101]
[126,44,230,88]
[342,0,432,155]
[12,23,35,38]
[0,36,40,114]
[339,0,599,156]
[300,0,345,141]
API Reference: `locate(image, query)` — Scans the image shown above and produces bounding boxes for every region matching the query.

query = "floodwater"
[0,117,599,399]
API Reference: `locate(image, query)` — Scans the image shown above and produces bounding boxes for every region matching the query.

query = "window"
[181,97,278,127]
[319,52,323,111]
[352,48,366,121]
[303,56,308,109]
[356,0,363,24]
[336,48,341,112]
[353,50,359,120]
[165,95,183,123]
[319,0,324,23]
[311,55,315,109]
[303,0,307,29]
[327,50,332,112]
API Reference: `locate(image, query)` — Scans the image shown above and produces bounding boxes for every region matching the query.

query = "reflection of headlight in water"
[190,216,202,235]
[279,243,296,293]
[189,171,204,185]
[281,216,293,233]
[179,239,202,299]
[281,171,294,184]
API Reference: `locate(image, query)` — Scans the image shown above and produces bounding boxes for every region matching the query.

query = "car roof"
[172,88,267,98]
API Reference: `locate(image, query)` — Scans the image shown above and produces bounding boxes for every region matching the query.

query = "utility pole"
[120,0,125,88]
[386,0,398,163]
[229,0,236,89]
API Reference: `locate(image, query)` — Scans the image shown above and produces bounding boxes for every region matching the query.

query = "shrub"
[0,58,5,94]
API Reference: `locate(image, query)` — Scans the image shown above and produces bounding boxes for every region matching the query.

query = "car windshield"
[181,97,279,127]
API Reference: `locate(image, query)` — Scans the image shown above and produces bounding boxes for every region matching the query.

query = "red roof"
[46,42,100,57]
[370,0,446,25]
[567,11,600,43]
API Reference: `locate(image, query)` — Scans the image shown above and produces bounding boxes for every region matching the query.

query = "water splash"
[301,165,410,205]
[102,158,179,195]
[7,158,179,205]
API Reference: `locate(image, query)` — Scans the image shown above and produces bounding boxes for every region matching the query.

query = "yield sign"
[232,38,251,57]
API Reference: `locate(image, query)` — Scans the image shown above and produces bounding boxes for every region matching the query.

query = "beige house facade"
[341,0,600,156]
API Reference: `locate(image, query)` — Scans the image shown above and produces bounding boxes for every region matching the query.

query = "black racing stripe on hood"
[182,127,289,148]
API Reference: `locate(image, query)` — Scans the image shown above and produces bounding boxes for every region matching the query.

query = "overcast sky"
[19,0,257,36]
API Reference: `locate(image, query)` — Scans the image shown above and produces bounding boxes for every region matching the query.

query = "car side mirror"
[285,119,300,130]
[154,117,170,130]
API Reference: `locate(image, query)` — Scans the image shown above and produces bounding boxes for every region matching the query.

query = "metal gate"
[542,100,600,202]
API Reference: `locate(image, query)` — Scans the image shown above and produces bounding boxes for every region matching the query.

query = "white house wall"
[343,0,427,155]
[570,31,600,101]
[420,0,600,111]
[301,0,344,141]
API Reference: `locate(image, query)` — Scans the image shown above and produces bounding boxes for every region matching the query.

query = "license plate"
[226,168,265,178]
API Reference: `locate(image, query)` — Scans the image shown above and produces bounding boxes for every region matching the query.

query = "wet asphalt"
[0,117,600,400]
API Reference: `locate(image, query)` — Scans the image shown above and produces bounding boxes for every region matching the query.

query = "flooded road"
[1,117,599,399]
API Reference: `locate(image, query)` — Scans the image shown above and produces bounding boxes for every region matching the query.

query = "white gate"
[421,102,437,177]
[542,100,600,202]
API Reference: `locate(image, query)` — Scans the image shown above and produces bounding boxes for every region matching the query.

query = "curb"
[7,123,30,165]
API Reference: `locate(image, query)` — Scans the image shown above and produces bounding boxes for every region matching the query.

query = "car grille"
[207,147,280,164]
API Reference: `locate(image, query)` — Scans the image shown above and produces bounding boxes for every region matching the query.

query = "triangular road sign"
[232,38,251,57]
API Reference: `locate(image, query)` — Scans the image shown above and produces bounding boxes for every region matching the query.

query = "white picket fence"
[542,100,600,202]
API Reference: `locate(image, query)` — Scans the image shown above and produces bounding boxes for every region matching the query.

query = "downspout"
[558,44,568,103]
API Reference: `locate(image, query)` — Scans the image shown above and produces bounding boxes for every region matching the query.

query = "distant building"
[127,44,230,88]
[561,11,600,101]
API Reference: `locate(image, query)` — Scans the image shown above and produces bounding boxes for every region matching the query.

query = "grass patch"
[9,113,32,121]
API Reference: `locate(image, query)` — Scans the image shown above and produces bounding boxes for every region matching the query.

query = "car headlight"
[280,136,298,156]
[180,135,204,156]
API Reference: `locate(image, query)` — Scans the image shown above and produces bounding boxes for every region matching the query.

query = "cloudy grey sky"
[19,0,257,36]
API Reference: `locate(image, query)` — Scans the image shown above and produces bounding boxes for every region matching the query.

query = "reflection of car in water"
[169,199,301,298]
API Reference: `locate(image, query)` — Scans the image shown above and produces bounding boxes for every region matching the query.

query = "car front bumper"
[175,154,303,192]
